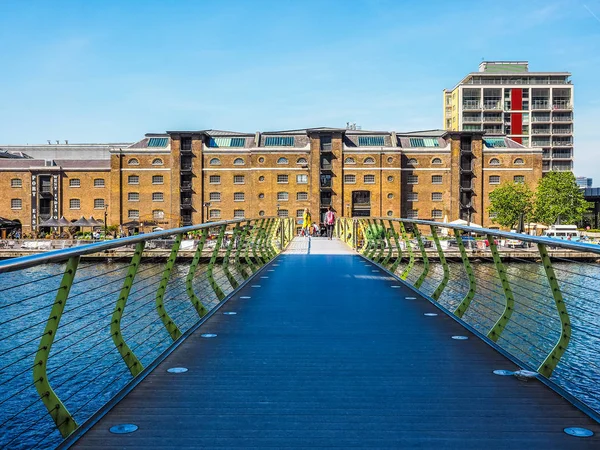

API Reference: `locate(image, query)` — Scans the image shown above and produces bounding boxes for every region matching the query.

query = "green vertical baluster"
[243,221,257,273]
[537,243,571,378]
[367,219,378,260]
[430,225,449,301]
[156,234,183,341]
[376,219,387,264]
[263,218,275,259]
[33,256,80,437]
[272,218,282,254]
[486,233,515,342]
[186,229,209,318]
[413,225,429,289]
[252,219,265,266]
[381,220,393,267]
[399,222,415,280]
[389,220,403,273]
[112,241,145,376]
[235,222,250,279]
[454,230,476,318]
[207,225,226,301]
[221,224,239,290]
[358,220,368,255]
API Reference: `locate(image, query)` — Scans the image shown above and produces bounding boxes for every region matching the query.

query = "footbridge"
[1,217,600,448]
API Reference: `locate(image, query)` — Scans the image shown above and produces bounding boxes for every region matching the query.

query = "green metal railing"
[335,216,600,418]
[0,217,295,448]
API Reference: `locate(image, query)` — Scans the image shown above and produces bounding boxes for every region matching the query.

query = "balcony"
[460,162,474,173]
[482,101,501,110]
[462,101,481,110]
[531,128,551,135]
[552,150,572,159]
[181,181,193,192]
[552,139,573,147]
[532,115,551,122]
[320,198,332,206]
[531,100,550,110]
[181,215,192,225]
[553,115,572,122]
[483,116,502,122]
[552,128,572,135]
[532,140,551,147]
[552,100,572,110]
[552,163,573,172]
[483,127,502,134]
[180,163,192,172]
[463,116,481,123]
[460,181,473,191]
[321,163,332,171]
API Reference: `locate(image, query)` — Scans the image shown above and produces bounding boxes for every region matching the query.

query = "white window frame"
[128,175,139,185]
[152,192,164,202]
[11,198,22,209]
[277,174,288,184]
[432,192,443,202]
[277,192,289,201]
[297,192,308,201]
[11,179,22,188]
[233,209,245,218]
[94,178,105,188]
[209,175,221,184]
[431,175,443,185]
[407,175,418,184]
[70,199,81,210]
[407,193,418,202]
[364,174,375,184]
[234,192,245,202]
[296,174,307,184]
[209,192,221,202]
[94,199,105,209]
[70,178,81,188]
[128,192,140,202]
[489,175,501,185]
[344,174,356,184]
[233,175,245,184]
[209,209,221,219]
[128,209,139,219]
[152,175,164,184]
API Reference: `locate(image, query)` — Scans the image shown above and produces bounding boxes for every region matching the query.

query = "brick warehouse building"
[0,128,542,233]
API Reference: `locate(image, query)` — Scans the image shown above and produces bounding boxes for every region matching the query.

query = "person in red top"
[325,206,336,240]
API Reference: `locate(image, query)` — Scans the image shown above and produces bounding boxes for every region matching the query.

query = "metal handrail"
[0,219,244,273]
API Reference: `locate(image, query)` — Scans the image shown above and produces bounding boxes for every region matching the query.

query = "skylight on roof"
[148,137,168,147]
[409,138,439,147]
[484,138,507,148]
[208,137,245,148]
[358,136,385,146]
[264,136,294,147]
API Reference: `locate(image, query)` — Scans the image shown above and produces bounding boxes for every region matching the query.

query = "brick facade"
[0,128,543,233]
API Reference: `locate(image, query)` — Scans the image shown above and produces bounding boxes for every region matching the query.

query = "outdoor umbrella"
[57,216,71,227]
[88,216,104,226]
[39,217,60,227]
[0,217,19,227]
[72,216,93,227]
[122,221,140,228]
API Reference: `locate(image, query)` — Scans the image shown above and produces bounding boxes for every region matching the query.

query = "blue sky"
[1,0,599,179]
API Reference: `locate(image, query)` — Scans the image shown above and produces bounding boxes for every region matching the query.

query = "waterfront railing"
[336,217,600,421]
[0,217,295,448]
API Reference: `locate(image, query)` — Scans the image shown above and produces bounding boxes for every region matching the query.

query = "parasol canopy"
[72,216,93,227]
[57,216,71,227]
[39,217,60,227]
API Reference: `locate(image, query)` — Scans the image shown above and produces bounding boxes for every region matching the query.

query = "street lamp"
[104,204,109,238]
[203,202,211,222]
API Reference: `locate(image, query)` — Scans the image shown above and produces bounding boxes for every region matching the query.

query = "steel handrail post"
[155,234,183,341]
[399,221,415,280]
[358,219,369,255]
[111,241,145,376]
[537,243,571,378]
[389,220,403,273]
[235,221,251,279]
[413,224,429,289]
[453,229,477,318]
[207,224,226,301]
[258,218,270,261]
[186,228,210,318]
[430,225,449,301]
[33,256,80,437]
[486,233,515,342]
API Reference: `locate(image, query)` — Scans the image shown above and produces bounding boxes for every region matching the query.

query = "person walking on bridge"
[302,208,312,238]
[325,206,336,240]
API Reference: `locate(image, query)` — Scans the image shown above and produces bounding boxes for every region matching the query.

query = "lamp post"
[203,202,211,222]
[104,204,109,239]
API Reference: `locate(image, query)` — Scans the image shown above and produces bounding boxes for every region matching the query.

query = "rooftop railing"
[335,217,600,423]
[0,217,295,448]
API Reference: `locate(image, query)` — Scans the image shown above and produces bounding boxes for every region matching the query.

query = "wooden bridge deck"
[71,237,600,449]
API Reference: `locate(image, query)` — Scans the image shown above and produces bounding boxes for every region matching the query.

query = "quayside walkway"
[71,237,599,449]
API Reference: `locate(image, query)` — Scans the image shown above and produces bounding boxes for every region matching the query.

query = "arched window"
[296,157,307,165]
[128,158,139,166]
[489,158,500,166]
[407,158,418,166]
[209,158,221,166]
[431,157,442,165]
[514,158,525,165]
[364,157,375,164]
[277,157,289,165]
[344,157,356,164]
[152,158,163,166]
[233,158,245,165]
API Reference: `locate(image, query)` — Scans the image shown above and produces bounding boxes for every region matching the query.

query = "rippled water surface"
[1,257,599,448]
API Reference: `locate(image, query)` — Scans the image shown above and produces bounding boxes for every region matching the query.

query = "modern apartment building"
[0,128,543,233]
[444,61,573,173]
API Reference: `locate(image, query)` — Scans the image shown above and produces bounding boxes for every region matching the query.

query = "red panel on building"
[511,89,523,144]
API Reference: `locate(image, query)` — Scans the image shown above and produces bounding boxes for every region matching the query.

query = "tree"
[488,182,534,229]
[533,171,590,225]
